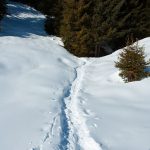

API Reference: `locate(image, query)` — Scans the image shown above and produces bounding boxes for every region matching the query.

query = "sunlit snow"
[0,2,150,150]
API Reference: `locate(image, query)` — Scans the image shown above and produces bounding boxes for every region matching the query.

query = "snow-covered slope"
[0,2,79,150]
[77,38,150,150]
[0,2,150,150]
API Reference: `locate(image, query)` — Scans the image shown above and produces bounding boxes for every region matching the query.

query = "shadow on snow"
[0,2,47,37]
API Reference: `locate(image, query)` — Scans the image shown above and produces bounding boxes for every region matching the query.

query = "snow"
[64,59,102,150]
[77,38,150,150]
[0,1,150,150]
[0,2,79,150]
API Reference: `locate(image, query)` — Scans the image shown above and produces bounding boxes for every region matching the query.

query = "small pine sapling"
[115,37,150,82]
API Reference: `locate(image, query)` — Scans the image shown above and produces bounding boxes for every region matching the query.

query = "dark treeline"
[0,0,6,21]
[3,0,150,57]
[60,0,150,57]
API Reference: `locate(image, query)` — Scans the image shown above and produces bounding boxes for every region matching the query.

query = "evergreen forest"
[1,0,150,57]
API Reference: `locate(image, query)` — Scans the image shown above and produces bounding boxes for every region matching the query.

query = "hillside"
[0,2,150,150]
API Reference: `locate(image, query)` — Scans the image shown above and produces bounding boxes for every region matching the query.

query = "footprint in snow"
[78,96,86,104]
[83,109,93,116]
[32,147,40,150]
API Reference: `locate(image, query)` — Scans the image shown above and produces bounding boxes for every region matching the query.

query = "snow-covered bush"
[115,39,150,82]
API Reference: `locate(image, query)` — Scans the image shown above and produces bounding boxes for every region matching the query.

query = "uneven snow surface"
[0,2,150,150]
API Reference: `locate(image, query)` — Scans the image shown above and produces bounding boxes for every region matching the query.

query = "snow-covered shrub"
[115,39,150,82]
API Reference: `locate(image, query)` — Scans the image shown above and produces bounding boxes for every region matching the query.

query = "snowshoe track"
[60,59,102,150]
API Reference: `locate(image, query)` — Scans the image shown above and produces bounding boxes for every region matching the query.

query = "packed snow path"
[59,59,102,150]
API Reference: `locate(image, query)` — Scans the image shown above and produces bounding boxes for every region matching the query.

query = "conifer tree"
[115,38,150,82]
[60,0,79,55]
[93,0,150,51]
[60,0,95,56]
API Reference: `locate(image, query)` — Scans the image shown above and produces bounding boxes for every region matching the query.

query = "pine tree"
[115,38,150,82]
[67,0,150,57]
[60,0,94,56]
[60,0,79,55]
[93,0,150,51]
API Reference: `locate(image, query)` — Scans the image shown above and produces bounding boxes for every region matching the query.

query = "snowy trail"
[30,59,102,150]
[0,2,80,150]
[1,1,150,150]
[60,59,102,150]
[0,2,102,150]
